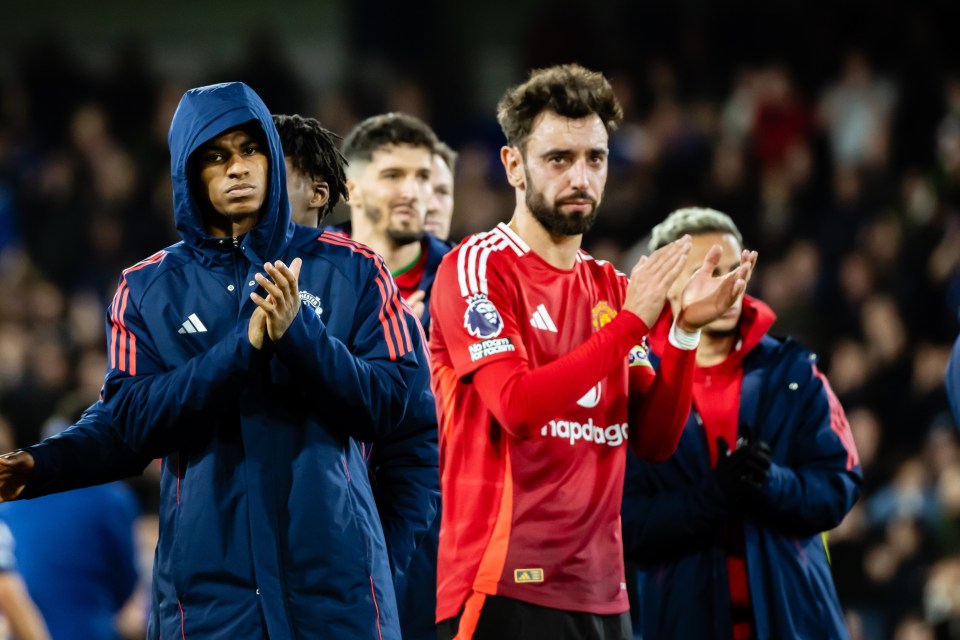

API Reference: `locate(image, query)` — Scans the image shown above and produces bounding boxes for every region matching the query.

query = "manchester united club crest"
[299,290,324,319]
[591,301,616,331]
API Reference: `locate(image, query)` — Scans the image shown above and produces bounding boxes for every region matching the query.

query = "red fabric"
[629,340,696,462]
[471,310,648,438]
[393,244,427,300]
[693,348,753,638]
[429,223,697,620]
[733,621,754,640]
[649,295,777,640]
[753,100,811,169]
[695,361,743,468]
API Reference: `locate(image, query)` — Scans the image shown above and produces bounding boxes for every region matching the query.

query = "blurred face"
[519,111,608,236]
[425,154,454,240]
[669,231,745,335]
[196,126,269,229]
[285,158,329,227]
[352,144,432,246]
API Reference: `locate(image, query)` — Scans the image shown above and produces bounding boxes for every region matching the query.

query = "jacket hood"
[649,294,777,362]
[167,81,293,263]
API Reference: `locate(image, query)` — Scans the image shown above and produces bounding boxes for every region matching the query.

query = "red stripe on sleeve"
[316,234,415,359]
[814,366,860,470]
[379,270,413,353]
[117,288,131,372]
[109,283,125,369]
[370,275,399,361]
[129,330,137,376]
[109,251,166,374]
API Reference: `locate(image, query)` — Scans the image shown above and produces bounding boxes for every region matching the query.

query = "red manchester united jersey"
[429,223,659,620]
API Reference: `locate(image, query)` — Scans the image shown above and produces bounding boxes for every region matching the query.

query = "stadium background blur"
[2,2,960,638]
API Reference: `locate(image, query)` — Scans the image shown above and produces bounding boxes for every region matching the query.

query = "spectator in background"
[622,207,861,639]
[817,50,897,171]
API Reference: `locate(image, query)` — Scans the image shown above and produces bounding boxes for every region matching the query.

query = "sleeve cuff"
[668,319,701,351]
[616,310,651,340]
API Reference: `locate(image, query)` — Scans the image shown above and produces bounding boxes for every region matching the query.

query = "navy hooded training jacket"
[100,82,431,639]
[622,299,862,639]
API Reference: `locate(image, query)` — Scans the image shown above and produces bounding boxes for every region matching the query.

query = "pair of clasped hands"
[248,258,303,350]
[623,235,758,333]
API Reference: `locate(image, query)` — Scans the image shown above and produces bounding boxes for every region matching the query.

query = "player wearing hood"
[95,82,428,639]
[0,107,438,638]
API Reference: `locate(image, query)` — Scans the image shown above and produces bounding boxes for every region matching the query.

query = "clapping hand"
[623,236,692,327]
[249,258,303,344]
[676,247,757,332]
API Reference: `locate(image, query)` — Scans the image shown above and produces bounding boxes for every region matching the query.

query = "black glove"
[714,437,772,499]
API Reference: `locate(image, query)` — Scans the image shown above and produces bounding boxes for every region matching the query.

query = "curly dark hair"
[272,114,348,219]
[496,64,623,151]
[341,112,439,165]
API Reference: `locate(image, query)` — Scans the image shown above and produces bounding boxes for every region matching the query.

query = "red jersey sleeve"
[472,311,650,439]
[627,339,696,462]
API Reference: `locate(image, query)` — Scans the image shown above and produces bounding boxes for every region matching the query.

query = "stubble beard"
[387,228,425,246]
[364,203,424,247]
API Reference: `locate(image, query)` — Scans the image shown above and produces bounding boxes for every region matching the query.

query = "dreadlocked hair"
[272,114,349,220]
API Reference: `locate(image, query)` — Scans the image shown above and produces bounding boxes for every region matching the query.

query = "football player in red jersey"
[429,64,757,640]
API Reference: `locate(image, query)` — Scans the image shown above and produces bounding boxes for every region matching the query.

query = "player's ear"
[501,146,526,190]
[310,180,330,211]
[346,177,362,208]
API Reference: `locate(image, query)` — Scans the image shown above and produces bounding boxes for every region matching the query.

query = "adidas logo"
[530,304,557,332]
[514,568,544,583]
[178,313,208,334]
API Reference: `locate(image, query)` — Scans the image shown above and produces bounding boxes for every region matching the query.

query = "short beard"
[387,228,425,246]
[525,174,599,236]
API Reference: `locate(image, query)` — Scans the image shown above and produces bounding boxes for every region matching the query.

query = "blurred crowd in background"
[2,3,960,639]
